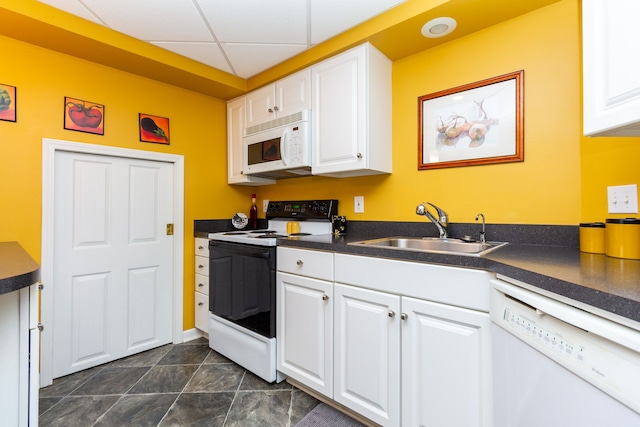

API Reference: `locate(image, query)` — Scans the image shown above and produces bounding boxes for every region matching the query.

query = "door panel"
[53,151,173,378]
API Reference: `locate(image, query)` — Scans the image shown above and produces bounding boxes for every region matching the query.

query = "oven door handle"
[211,245,272,259]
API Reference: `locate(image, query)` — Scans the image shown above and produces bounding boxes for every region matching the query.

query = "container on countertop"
[579,222,605,254]
[605,218,640,260]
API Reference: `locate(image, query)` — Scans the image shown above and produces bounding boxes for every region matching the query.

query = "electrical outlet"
[354,196,364,213]
[263,199,269,213]
[608,184,638,214]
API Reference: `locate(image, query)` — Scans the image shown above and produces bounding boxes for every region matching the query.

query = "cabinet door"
[277,272,332,396]
[226,97,274,186]
[401,296,492,427]
[194,291,209,332]
[583,0,640,136]
[246,85,276,128]
[276,69,311,118]
[334,283,400,427]
[311,46,365,175]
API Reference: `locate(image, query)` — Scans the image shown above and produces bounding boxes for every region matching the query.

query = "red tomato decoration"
[67,102,102,128]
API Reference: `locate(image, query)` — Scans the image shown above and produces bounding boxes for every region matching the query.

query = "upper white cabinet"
[246,69,311,129]
[583,0,640,136]
[311,43,392,177]
[226,96,275,186]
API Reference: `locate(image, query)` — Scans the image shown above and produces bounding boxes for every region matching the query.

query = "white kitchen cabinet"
[226,96,275,186]
[246,69,311,129]
[194,238,210,332]
[401,296,492,427]
[0,284,40,427]
[333,283,401,426]
[276,247,333,397]
[583,0,640,136]
[311,43,392,177]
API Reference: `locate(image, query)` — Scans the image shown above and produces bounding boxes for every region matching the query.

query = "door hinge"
[166,224,174,235]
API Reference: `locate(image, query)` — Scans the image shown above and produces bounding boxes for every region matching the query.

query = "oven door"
[209,240,276,338]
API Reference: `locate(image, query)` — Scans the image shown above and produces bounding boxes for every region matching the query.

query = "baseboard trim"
[182,328,206,343]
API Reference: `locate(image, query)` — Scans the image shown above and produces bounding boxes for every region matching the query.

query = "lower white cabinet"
[334,284,400,426]
[277,248,493,427]
[194,238,210,332]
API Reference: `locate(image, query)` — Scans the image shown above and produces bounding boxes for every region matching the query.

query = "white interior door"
[51,150,174,378]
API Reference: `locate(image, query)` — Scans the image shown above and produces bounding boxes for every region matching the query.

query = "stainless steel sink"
[348,237,508,256]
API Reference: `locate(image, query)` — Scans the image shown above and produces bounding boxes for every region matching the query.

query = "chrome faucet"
[416,202,448,238]
[475,213,486,243]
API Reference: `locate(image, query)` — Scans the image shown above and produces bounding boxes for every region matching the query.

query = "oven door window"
[247,137,281,166]
[209,241,276,338]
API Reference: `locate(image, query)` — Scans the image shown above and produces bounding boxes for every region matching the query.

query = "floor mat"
[294,403,367,427]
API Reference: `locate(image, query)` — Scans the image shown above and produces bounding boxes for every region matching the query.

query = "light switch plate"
[354,196,364,213]
[263,199,269,213]
[607,184,638,214]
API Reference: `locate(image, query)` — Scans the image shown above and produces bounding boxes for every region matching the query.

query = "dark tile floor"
[39,338,321,426]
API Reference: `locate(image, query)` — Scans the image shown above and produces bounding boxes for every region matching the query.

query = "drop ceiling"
[36,0,407,79]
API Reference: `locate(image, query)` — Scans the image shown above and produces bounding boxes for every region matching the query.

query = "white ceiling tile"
[152,42,233,74]
[310,0,406,44]
[223,43,308,78]
[81,0,214,41]
[196,0,307,44]
[37,0,103,24]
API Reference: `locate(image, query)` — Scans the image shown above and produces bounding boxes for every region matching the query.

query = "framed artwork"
[139,113,170,144]
[418,70,524,170]
[0,83,17,122]
[64,97,104,135]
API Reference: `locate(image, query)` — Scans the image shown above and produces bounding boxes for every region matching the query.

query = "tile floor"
[39,338,321,426]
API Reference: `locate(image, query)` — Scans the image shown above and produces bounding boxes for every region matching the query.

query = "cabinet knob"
[198,245,204,250]
[198,302,204,307]
[273,106,279,112]
[322,294,329,301]
[198,265,204,269]
[38,283,44,291]
[268,108,274,113]
[37,323,44,332]
[296,259,303,266]
[401,313,408,320]
[388,310,395,318]
[198,283,204,288]
[357,153,363,159]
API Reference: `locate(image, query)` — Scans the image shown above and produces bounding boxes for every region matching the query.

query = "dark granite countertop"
[0,242,41,295]
[195,219,640,326]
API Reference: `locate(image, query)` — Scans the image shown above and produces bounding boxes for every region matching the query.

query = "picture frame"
[139,113,170,144]
[418,70,524,170]
[0,83,17,122]
[64,97,104,135]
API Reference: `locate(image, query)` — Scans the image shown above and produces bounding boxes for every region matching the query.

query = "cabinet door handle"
[273,106,279,112]
[198,265,204,269]
[388,310,395,318]
[198,245,204,250]
[38,283,44,291]
[296,259,303,266]
[198,302,204,307]
[357,153,363,159]
[322,294,329,301]
[37,323,44,332]
[198,283,204,288]
[268,108,274,113]
[401,313,408,320]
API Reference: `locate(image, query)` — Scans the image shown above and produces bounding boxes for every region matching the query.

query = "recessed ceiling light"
[421,17,457,38]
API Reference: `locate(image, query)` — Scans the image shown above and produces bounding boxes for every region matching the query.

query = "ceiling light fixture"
[421,17,457,38]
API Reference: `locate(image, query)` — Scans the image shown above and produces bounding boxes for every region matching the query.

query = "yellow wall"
[0,35,252,329]
[2,0,640,331]
[256,0,583,225]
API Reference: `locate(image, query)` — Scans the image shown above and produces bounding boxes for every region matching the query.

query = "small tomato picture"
[139,113,170,144]
[64,97,104,135]
[0,83,17,123]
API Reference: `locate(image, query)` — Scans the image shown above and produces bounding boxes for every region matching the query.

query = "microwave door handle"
[281,128,290,166]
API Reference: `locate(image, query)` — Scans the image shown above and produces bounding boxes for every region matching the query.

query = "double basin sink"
[348,237,508,257]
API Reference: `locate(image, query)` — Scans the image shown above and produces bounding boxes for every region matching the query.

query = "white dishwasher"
[491,279,640,427]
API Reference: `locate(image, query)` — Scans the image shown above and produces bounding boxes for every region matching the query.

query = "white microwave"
[243,110,311,180]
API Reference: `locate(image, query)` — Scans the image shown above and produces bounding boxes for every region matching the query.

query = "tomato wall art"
[64,97,104,135]
[139,113,170,145]
[0,83,17,123]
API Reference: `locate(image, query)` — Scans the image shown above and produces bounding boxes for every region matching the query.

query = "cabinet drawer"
[277,247,333,281]
[195,238,209,257]
[195,255,209,277]
[195,291,209,332]
[195,273,209,296]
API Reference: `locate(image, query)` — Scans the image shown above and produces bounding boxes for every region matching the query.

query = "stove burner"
[289,233,312,236]
[256,234,287,238]
[249,230,275,234]
[223,231,248,235]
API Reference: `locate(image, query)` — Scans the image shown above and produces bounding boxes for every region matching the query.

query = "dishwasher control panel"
[491,279,640,415]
